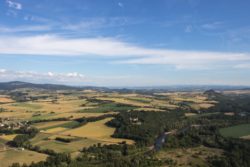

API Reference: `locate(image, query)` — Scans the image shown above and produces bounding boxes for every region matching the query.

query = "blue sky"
[0,0,250,86]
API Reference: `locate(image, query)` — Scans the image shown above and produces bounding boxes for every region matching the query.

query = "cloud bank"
[0,69,87,85]
[0,35,250,69]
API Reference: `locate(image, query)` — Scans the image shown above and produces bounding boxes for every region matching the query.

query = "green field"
[219,123,250,138]
[79,103,136,113]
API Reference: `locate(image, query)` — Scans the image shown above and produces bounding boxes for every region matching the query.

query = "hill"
[0,81,82,91]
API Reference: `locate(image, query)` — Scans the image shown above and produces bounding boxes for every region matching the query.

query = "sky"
[0,0,250,86]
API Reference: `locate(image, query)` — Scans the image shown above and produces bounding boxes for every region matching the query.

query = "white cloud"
[62,17,130,31]
[6,0,22,10]
[0,35,250,69]
[118,2,124,7]
[201,21,223,30]
[0,69,88,85]
[0,17,135,34]
[0,25,51,33]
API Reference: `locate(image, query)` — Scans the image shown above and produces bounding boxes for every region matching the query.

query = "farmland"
[0,149,47,167]
[1,84,250,167]
[62,117,134,144]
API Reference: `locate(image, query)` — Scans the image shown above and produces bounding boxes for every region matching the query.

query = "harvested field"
[62,117,134,144]
[0,149,47,167]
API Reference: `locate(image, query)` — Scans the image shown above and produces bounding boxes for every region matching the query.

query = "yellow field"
[0,111,32,120]
[33,136,113,153]
[0,149,47,167]
[1,99,86,113]
[62,117,134,144]
[43,127,68,134]
[97,97,151,107]
[32,121,70,129]
[0,97,108,120]
[49,112,115,119]
[0,96,14,103]
[0,134,17,141]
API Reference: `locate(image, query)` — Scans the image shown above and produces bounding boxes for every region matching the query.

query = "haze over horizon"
[1,0,250,86]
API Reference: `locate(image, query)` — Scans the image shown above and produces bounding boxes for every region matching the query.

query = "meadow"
[219,123,250,139]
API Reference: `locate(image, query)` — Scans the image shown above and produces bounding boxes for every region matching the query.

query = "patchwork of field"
[0,89,219,166]
[61,117,134,144]
[155,92,217,110]
[0,91,217,122]
[1,99,87,113]
[156,146,223,167]
[30,117,134,153]
[220,123,250,139]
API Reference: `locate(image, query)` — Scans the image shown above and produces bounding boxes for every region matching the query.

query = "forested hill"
[0,81,81,90]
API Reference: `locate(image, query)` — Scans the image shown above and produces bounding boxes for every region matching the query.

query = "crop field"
[32,121,72,129]
[0,95,14,103]
[79,103,136,113]
[30,116,134,154]
[96,97,152,107]
[43,127,69,134]
[48,112,114,119]
[1,99,87,113]
[61,117,134,144]
[32,136,109,153]
[0,149,47,167]
[0,89,224,166]
[219,123,250,138]
[0,134,17,141]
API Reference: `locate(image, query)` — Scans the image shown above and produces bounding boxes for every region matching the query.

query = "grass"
[11,102,43,110]
[30,113,56,121]
[33,137,107,153]
[43,127,69,134]
[32,121,80,130]
[32,121,71,129]
[220,123,250,138]
[60,121,80,128]
[0,149,47,167]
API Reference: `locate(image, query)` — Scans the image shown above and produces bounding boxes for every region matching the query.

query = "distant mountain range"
[0,81,79,91]
[0,81,107,91]
[0,81,250,91]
